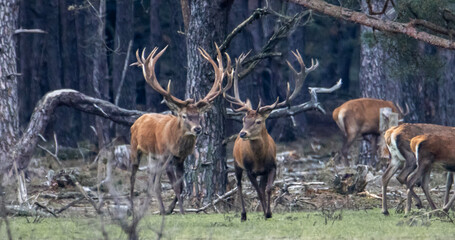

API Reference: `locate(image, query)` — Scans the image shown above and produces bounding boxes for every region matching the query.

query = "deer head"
[224,50,319,140]
[131,44,230,136]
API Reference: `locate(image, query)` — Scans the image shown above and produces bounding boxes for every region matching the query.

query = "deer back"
[333,98,400,136]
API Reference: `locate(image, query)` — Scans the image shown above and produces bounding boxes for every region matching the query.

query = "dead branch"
[288,0,455,49]
[55,197,85,214]
[34,202,58,218]
[168,187,238,214]
[37,132,63,168]
[226,79,342,121]
[1,89,146,174]
[14,28,47,34]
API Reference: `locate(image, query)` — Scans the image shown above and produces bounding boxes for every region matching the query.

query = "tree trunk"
[113,0,135,137]
[436,49,455,126]
[0,0,19,163]
[91,0,110,148]
[358,1,400,166]
[185,0,232,203]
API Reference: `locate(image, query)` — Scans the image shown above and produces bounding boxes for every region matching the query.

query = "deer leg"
[165,159,178,215]
[382,156,401,215]
[247,171,266,216]
[235,164,246,221]
[265,168,276,219]
[369,134,379,167]
[130,151,142,212]
[443,172,455,212]
[174,161,185,214]
[405,161,429,214]
[444,172,453,206]
[149,155,166,215]
[259,175,268,217]
[397,151,423,208]
[420,167,436,210]
[340,133,356,167]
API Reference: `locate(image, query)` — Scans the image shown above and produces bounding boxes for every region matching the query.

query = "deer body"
[382,123,455,215]
[224,50,318,221]
[130,45,229,215]
[131,113,197,160]
[332,98,402,166]
[408,134,455,213]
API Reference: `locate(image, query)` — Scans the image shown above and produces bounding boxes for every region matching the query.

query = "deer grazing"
[407,133,455,213]
[332,98,407,166]
[382,123,455,215]
[130,45,230,214]
[224,50,319,221]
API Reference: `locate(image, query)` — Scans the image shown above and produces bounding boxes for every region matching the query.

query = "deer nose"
[194,126,202,135]
[239,131,247,138]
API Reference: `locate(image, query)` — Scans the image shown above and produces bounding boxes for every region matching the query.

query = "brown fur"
[407,134,455,213]
[233,110,277,221]
[332,98,401,166]
[382,123,455,215]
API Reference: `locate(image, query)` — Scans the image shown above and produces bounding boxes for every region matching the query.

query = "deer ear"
[196,100,212,112]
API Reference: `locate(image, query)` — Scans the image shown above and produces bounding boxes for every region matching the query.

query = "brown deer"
[224,50,318,221]
[130,45,230,214]
[382,123,455,215]
[332,98,407,166]
[407,134,455,213]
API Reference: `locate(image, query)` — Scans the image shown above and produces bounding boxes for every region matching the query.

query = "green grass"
[3,209,455,239]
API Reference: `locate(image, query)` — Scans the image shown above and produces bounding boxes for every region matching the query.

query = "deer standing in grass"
[224,50,318,221]
[332,98,407,166]
[130,45,230,214]
[382,123,455,215]
[407,133,455,213]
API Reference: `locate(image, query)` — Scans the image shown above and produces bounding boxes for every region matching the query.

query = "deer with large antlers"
[224,50,319,221]
[130,45,230,215]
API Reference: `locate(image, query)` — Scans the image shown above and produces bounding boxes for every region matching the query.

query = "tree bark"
[185,0,233,202]
[113,0,135,137]
[287,0,455,50]
[0,0,19,163]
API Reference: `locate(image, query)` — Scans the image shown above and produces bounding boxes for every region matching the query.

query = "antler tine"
[276,49,319,108]
[133,46,190,111]
[258,97,280,113]
[197,44,226,105]
[222,53,233,94]
[223,51,252,112]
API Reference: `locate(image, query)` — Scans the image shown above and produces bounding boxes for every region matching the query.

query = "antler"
[196,43,230,105]
[274,49,319,109]
[131,46,192,111]
[223,52,253,112]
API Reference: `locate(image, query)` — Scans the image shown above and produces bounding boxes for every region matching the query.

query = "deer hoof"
[382,210,389,216]
[241,213,247,222]
[265,212,272,219]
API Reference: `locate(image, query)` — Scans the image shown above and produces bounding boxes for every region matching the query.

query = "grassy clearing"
[3,209,455,239]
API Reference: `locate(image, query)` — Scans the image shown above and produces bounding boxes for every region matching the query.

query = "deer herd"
[129,44,455,221]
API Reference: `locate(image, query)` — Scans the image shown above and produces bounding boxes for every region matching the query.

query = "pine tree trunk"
[113,0,135,137]
[358,1,400,166]
[0,0,19,163]
[185,0,232,203]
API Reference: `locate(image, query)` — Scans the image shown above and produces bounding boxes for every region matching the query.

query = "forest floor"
[3,121,455,239]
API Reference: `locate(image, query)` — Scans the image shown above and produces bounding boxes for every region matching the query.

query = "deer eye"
[256,120,262,125]
[182,114,187,119]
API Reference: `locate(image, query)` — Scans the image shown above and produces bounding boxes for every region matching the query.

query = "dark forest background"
[16,0,361,147]
[15,0,455,149]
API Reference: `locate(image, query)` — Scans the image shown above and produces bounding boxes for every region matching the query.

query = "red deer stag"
[224,50,318,221]
[382,123,455,215]
[407,133,455,213]
[332,98,407,166]
[130,45,230,214]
